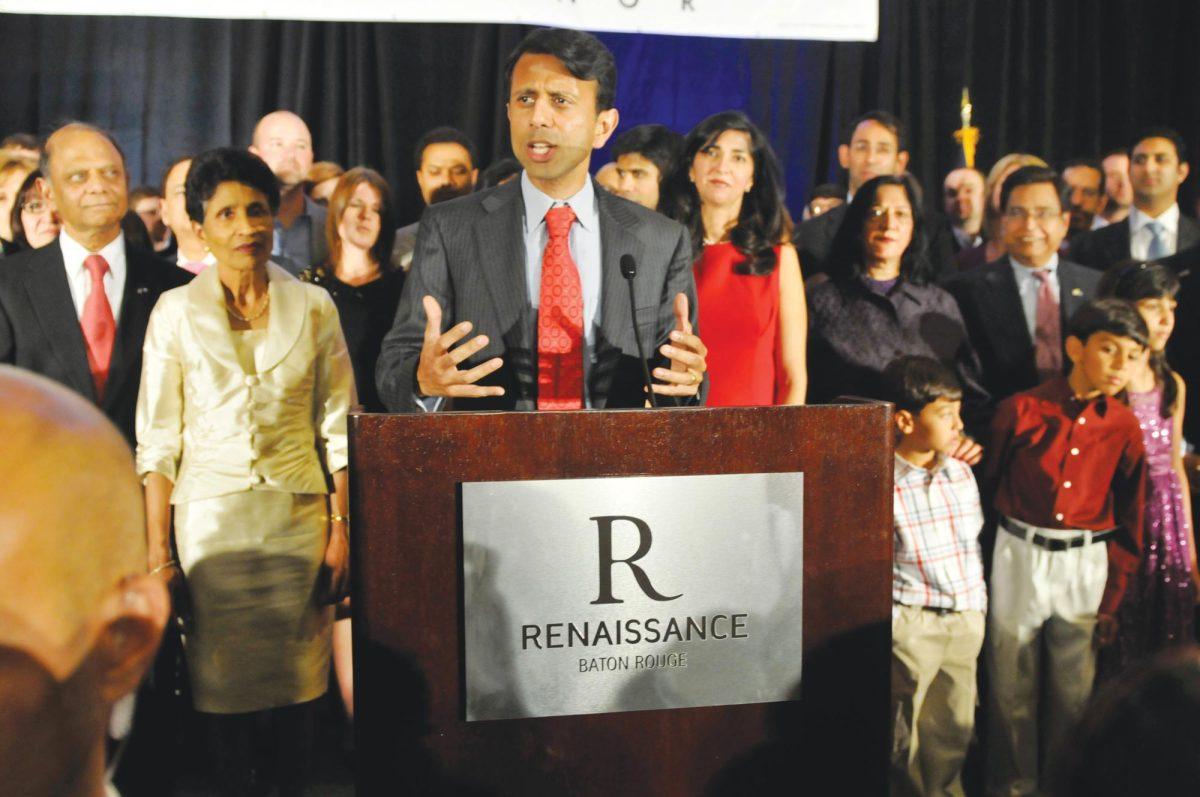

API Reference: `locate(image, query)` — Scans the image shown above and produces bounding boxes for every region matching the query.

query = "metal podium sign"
[461,472,804,721]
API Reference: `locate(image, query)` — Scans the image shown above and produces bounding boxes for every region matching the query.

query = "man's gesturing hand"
[652,293,708,398]
[415,295,506,398]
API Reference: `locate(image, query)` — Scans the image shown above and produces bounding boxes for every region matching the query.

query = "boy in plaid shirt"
[885,356,987,797]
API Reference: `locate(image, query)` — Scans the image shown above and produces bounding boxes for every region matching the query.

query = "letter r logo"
[589,515,682,605]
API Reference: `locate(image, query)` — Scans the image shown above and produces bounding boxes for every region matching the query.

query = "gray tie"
[1146,220,1168,261]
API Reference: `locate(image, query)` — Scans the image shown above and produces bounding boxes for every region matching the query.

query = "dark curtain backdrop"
[3,0,1200,227]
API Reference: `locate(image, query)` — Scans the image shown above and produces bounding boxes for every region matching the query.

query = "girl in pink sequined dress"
[1100,261,1199,672]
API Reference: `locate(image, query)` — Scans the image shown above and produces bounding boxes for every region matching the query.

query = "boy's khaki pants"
[891,604,985,797]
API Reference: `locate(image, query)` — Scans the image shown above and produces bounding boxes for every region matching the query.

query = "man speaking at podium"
[377,28,708,412]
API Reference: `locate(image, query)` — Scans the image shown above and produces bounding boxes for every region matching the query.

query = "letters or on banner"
[0,1,879,42]
[461,472,804,721]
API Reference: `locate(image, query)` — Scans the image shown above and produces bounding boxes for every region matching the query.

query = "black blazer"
[942,257,1100,405]
[376,178,703,412]
[1068,213,1200,271]
[793,202,960,282]
[0,241,190,445]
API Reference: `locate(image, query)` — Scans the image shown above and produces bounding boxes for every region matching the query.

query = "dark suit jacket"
[1068,212,1200,272]
[0,241,190,445]
[376,178,702,412]
[942,257,1099,406]
[793,202,960,282]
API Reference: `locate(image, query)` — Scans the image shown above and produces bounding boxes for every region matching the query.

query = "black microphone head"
[619,253,637,280]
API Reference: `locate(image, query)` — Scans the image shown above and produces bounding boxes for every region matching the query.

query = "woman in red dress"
[666,111,806,406]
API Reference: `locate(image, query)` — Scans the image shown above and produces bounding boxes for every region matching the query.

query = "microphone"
[620,254,657,408]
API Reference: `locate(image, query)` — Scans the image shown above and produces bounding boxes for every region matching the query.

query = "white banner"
[0,1,878,42]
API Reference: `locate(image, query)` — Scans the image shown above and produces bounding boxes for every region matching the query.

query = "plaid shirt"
[893,454,987,611]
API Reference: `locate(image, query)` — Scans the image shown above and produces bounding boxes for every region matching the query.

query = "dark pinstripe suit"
[376,178,703,412]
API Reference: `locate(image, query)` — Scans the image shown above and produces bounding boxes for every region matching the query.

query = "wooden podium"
[349,404,892,795]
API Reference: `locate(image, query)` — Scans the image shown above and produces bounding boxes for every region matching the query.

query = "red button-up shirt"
[985,377,1146,615]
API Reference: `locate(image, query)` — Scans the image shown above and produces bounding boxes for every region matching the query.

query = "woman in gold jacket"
[136,148,353,795]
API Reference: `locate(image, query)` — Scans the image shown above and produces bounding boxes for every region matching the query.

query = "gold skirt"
[175,489,332,714]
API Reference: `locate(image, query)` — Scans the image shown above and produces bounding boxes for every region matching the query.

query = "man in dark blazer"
[944,166,1100,407]
[0,122,187,796]
[377,28,707,413]
[0,123,187,447]
[1070,128,1200,271]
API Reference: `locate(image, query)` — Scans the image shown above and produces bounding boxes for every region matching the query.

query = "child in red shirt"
[983,299,1148,796]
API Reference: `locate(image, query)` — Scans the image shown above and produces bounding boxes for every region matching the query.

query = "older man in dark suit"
[0,122,186,796]
[0,123,188,446]
[377,28,707,412]
[1070,129,1200,271]
[944,166,1100,407]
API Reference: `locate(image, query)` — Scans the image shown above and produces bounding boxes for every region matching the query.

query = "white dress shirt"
[1129,203,1180,261]
[1009,254,1060,340]
[59,231,127,324]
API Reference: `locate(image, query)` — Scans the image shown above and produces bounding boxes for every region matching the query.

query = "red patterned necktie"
[1032,269,1062,382]
[537,205,584,410]
[81,253,117,399]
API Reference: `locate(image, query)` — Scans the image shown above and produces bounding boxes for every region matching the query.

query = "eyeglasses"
[867,206,913,223]
[1003,207,1062,222]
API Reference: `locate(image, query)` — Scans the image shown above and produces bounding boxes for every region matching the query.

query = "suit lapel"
[592,191,647,409]
[1178,215,1200,253]
[476,181,529,338]
[1058,262,1089,324]
[1113,220,1132,262]
[24,245,96,400]
[186,264,243,370]
[982,262,1034,356]
[257,263,306,373]
[104,248,155,410]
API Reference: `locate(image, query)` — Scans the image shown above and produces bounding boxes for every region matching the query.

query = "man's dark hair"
[128,185,162,205]
[160,155,194,195]
[1102,147,1130,162]
[1066,298,1149,349]
[39,123,127,182]
[185,148,281,224]
[999,165,1071,213]
[826,173,932,285]
[1130,127,1188,165]
[1062,158,1106,197]
[840,110,906,151]
[505,28,618,112]
[610,124,684,184]
[809,182,844,201]
[881,356,963,414]
[1,133,40,152]
[412,126,479,172]
[478,158,522,190]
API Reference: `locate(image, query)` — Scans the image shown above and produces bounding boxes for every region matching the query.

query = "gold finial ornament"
[953,86,981,168]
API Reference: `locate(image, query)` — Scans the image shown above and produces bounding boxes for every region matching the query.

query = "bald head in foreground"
[0,366,168,797]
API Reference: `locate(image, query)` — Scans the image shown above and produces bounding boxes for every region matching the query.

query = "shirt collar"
[1008,253,1059,279]
[59,229,126,278]
[1039,375,1112,417]
[894,452,947,478]
[1130,203,1180,235]
[521,171,597,235]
